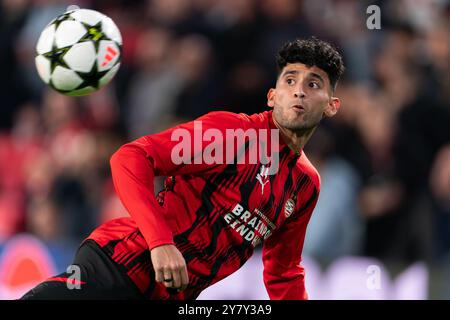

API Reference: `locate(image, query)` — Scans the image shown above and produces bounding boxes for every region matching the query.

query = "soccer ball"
[35,8,122,96]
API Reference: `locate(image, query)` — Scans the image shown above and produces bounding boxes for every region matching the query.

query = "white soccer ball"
[35,8,122,96]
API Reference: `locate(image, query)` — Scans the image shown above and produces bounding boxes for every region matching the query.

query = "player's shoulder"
[199,110,271,129]
[297,151,321,193]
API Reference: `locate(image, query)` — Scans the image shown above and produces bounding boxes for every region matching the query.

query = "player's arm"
[110,111,248,290]
[261,187,319,300]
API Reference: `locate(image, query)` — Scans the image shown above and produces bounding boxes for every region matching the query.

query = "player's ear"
[267,88,275,108]
[324,97,340,117]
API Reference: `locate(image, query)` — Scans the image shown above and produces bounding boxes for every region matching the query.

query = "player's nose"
[293,85,306,98]
[293,77,307,98]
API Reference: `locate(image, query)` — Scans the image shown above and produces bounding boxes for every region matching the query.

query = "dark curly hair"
[276,37,345,91]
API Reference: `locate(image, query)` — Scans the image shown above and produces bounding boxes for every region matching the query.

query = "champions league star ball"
[35,8,122,96]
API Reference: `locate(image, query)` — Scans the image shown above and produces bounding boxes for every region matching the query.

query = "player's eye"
[309,81,320,89]
[286,78,295,85]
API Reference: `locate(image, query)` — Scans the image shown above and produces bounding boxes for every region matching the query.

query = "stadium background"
[0,0,449,299]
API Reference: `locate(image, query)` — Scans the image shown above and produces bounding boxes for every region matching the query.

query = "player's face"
[267,63,340,132]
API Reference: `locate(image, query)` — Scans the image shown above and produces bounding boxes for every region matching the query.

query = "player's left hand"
[150,244,189,292]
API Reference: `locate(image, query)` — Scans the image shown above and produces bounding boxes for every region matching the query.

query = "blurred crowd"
[0,0,449,276]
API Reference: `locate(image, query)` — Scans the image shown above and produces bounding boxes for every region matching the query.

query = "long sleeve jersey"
[88,110,320,300]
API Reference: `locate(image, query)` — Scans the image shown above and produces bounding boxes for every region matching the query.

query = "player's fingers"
[163,269,173,287]
[171,267,182,289]
[179,266,189,291]
[154,268,165,283]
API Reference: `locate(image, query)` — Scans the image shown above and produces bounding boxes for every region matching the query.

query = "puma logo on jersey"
[256,165,270,194]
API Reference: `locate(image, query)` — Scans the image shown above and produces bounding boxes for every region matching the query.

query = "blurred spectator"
[0,0,32,128]
[303,127,363,265]
[429,145,450,260]
[125,26,183,138]
[172,33,220,119]
[0,103,44,240]
[25,197,64,243]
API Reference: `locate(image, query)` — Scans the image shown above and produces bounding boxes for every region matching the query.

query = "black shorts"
[21,240,145,300]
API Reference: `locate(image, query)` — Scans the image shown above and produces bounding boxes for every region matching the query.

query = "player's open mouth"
[292,105,305,112]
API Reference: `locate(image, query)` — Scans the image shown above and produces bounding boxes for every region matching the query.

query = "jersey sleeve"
[110,111,249,250]
[261,187,319,300]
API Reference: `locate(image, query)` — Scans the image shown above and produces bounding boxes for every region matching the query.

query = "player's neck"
[275,122,316,156]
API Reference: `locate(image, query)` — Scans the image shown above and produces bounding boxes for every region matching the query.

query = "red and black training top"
[87,110,320,300]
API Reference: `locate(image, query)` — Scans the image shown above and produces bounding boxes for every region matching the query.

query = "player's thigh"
[22,240,144,299]
[20,267,95,300]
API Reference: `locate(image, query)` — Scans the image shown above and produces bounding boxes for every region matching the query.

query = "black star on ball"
[75,67,109,90]
[51,12,75,29]
[80,21,109,50]
[44,46,70,72]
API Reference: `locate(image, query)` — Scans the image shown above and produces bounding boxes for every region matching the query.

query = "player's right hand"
[150,244,189,292]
